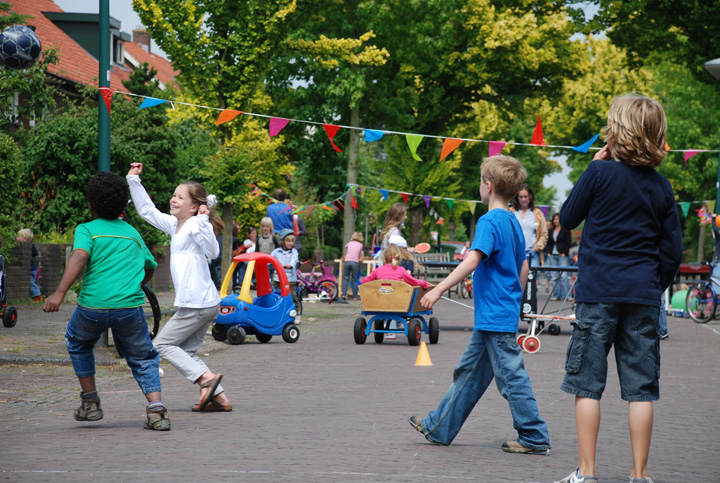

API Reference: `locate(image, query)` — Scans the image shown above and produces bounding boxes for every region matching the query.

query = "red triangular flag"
[323,124,343,152]
[99,87,113,115]
[351,196,359,210]
[531,116,545,146]
[216,109,243,125]
[401,193,409,205]
[439,138,463,161]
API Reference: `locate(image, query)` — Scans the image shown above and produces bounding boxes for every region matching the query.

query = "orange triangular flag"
[665,141,671,151]
[531,116,545,146]
[440,138,463,161]
[323,124,343,152]
[215,109,243,125]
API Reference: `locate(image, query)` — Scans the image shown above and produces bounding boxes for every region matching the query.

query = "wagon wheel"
[407,318,422,346]
[373,319,385,344]
[353,317,367,344]
[428,317,439,344]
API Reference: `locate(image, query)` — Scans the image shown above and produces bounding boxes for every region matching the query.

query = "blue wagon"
[353,280,439,346]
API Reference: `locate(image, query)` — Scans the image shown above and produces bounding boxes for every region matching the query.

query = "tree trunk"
[343,106,360,245]
[408,205,424,246]
[698,223,706,263]
[221,201,234,289]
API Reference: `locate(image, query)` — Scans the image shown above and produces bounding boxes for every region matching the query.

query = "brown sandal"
[192,400,233,412]
[197,373,223,411]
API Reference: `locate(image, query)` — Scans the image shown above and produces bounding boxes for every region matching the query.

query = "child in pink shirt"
[362,244,429,289]
[342,232,365,300]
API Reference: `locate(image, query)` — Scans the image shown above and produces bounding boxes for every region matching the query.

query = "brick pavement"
[1,293,719,482]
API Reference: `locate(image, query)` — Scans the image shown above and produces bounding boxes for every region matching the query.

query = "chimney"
[133,28,151,53]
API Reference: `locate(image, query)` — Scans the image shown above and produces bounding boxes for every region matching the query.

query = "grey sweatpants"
[153,304,224,396]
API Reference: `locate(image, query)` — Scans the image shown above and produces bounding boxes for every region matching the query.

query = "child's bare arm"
[420,250,483,309]
[43,250,89,312]
[519,259,529,294]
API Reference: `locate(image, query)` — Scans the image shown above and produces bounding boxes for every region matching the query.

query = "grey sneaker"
[554,468,598,483]
[629,478,654,483]
[74,394,103,422]
[502,440,550,455]
[144,405,171,431]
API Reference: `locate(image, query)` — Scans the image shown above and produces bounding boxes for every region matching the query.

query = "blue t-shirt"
[471,209,526,332]
[267,202,294,234]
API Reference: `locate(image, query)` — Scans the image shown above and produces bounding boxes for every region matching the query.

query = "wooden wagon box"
[359,280,428,313]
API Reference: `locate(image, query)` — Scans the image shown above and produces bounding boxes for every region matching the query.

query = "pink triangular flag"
[323,124,343,152]
[488,141,506,156]
[99,87,113,115]
[684,150,703,162]
[269,117,290,138]
[439,138,463,161]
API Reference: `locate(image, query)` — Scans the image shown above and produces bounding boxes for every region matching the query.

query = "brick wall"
[4,243,172,302]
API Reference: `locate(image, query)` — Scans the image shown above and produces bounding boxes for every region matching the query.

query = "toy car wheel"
[522,335,541,354]
[256,333,272,343]
[428,317,440,344]
[353,317,367,345]
[373,319,385,344]
[3,306,17,328]
[548,323,561,336]
[319,280,339,301]
[212,324,228,341]
[227,326,246,345]
[282,324,300,343]
[407,318,421,346]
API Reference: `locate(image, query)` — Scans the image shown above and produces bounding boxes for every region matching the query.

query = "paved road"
[1,293,718,482]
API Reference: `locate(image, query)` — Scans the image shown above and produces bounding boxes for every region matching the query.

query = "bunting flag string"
[99,88,717,161]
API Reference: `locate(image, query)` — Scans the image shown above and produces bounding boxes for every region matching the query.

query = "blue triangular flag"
[139,97,168,109]
[379,189,388,200]
[571,134,599,153]
[364,129,384,142]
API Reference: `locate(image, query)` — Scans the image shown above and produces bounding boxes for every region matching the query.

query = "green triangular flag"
[405,134,424,162]
[679,202,691,218]
[446,199,454,211]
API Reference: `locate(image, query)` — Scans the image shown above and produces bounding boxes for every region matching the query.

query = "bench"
[415,252,461,296]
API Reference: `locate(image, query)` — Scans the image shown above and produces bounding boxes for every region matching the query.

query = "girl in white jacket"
[127,163,232,412]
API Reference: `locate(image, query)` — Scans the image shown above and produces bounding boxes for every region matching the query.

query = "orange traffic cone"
[414,341,433,366]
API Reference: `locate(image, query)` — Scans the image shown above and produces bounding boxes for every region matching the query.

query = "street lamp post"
[98,0,110,172]
[704,58,720,213]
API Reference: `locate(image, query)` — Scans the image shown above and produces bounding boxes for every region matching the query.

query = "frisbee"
[415,242,431,253]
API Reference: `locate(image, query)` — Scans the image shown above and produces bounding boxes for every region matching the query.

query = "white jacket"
[127,175,220,308]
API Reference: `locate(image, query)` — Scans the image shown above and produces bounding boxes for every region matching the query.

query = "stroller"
[0,255,18,327]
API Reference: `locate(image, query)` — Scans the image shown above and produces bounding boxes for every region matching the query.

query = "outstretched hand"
[127,163,144,176]
[420,287,442,309]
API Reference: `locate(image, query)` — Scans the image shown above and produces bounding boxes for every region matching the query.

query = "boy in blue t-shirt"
[409,155,550,454]
[43,172,170,431]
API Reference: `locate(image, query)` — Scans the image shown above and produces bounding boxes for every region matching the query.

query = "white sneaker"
[294,315,302,325]
[385,333,396,340]
[554,469,597,483]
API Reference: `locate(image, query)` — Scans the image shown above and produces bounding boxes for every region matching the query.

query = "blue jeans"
[65,305,161,394]
[561,302,660,401]
[526,250,540,267]
[547,254,570,299]
[342,261,360,298]
[30,266,41,297]
[420,330,551,449]
[657,293,668,338]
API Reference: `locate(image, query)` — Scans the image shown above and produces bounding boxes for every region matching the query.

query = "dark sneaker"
[502,440,550,455]
[144,405,171,431]
[74,395,103,422]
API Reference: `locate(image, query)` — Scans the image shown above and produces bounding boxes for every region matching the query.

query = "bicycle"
[459,272,473,299]
[296,260,338,301]
[685,268,720,323]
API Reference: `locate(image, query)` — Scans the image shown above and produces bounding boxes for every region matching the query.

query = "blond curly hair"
[605,94,667,168]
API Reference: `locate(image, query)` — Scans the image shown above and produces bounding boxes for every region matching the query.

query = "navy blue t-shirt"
[560,159,682,307]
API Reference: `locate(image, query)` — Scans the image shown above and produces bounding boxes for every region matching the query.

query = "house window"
[113,38,124,64]
[7,92,19,125]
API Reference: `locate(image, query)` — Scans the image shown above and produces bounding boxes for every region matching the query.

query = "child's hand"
[420,287,441,309]
[43,292,64,312]
[593,145,611,161]
[128,163,144,176]
[197,205,209,216]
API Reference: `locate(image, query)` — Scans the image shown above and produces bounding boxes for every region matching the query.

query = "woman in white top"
[127,163,232,413]
[510,183,548,267]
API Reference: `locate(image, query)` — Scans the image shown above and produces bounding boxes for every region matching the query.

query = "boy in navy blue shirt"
[555,94,682,483]
[409,155,551,455]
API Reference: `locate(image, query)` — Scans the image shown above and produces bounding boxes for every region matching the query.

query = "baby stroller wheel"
[212,324,228,341]
[227,326,246,345]
[3,306,17,328]
[282,324,300,343]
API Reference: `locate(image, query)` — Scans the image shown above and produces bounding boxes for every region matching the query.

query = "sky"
[53,0,166,58]
[51,0,581,204]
